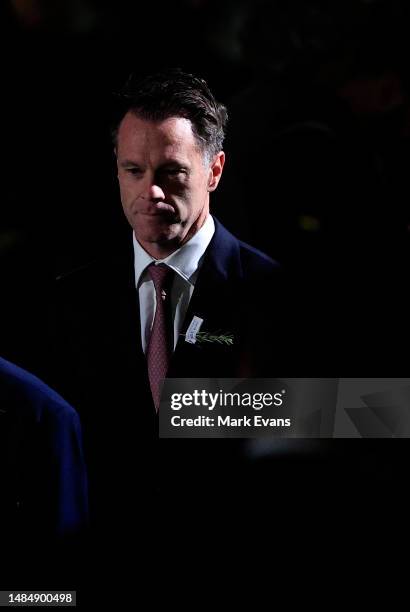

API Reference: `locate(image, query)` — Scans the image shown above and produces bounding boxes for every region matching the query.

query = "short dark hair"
[112,69,228,160]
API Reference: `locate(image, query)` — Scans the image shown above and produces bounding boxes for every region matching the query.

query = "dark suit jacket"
[47,218,282,524]
[0,356,88,539]
[51,218,281,399]
[0,356,89,588]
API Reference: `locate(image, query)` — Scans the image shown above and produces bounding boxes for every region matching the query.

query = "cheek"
[177,180,205,205]
[190,178,209,203]
[118,176,137,201]
[170,184,190,200]
[118,183,128,204]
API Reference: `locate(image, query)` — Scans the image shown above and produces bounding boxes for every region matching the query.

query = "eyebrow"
[120,159,141,168]
[120,160,190,170]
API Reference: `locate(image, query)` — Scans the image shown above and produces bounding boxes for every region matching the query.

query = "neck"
[180,204,209,248]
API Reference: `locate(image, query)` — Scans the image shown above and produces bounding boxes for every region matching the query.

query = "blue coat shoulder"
[0,356,88,538]
[211,217,280,279]
[0,356,79,426]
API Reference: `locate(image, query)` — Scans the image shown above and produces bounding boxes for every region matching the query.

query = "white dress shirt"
[133,215,215,353]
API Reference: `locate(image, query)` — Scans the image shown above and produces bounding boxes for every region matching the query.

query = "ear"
[208,151,225,192]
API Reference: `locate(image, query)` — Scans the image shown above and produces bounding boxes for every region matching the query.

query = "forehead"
[116,112,200,160]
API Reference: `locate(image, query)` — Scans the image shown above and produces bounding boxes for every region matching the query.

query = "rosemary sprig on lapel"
[181,331,234,345]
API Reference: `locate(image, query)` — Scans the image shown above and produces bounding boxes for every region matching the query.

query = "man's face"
[116,112,224,257]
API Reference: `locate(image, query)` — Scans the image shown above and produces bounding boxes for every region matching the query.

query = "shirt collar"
[133,214,215,288]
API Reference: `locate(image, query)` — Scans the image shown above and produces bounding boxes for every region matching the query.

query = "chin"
[140,224,182,246]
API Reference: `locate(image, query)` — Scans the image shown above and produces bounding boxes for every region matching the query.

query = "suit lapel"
[169,219,243,377]
[109,219,244,385]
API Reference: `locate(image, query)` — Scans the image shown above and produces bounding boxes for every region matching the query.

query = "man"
[113,70,282,401]
[52,70,280,413]
[0,356,88,586]
[49,70,283,532]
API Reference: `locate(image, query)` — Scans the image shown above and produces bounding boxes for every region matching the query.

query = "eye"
[126,167,142,176]
[165,168,187,177]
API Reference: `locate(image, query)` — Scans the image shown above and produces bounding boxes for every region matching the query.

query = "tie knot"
[148,263,173,293]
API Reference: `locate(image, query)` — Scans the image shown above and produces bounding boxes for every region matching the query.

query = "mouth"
[137,202,180,222]
[141,202,176,215]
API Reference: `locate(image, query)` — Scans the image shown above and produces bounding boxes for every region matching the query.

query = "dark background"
[2,0,410,373]
[1,0,409,592]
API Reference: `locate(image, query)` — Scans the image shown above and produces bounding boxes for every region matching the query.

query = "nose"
[140,180,165,202]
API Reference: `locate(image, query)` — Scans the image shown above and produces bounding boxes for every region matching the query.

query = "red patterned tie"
[146,263,174,411]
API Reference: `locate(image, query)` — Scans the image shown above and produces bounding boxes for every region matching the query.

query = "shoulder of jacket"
[237,240,280,274]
